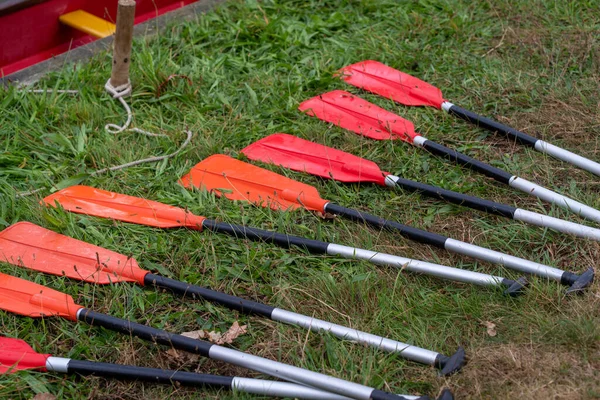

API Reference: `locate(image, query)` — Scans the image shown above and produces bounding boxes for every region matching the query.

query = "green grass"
[1,0,599,398]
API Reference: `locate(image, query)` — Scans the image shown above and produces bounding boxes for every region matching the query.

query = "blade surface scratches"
[340,60,444,108]
[298,90,419,143]
[0,222,144,284]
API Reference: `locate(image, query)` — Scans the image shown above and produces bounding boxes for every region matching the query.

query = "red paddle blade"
[339,60,444,109]
[43,186,205,230]
[0,337,50,374]
[179,154,329,212]
[298,90,419,143]
[0,222,147,285]
[0,272,82,320]
[241,133,388,185]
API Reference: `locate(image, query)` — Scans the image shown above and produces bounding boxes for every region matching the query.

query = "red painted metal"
[339,60,445,109]
[1,0,198,77]
[298,90,421,143]
[242,133,388,185]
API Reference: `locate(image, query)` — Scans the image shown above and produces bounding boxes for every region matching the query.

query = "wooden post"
[109,0,136,88]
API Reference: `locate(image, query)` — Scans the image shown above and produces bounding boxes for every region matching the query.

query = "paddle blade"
[242,133,388,185]
[0,272,82,319]
[0,337,50,374]
[179,154,329,212]
[0,222,148,285]
[298,90,419,143]
[339,60,444,109]
[43,186,205,230]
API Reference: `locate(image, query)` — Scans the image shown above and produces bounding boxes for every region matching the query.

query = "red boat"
[0,0,199,77]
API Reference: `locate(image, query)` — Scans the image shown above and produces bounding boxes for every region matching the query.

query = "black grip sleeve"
[67,359,233,388]
[77,309,212,357]
[448,104,538,147]
[324,203,448,248]
[202,219,330,254]
[144,273,275,318]
[391,176,516,218]
[421,140,514,184]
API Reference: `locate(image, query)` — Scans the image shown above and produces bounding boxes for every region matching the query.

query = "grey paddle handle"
[232,378,355,399]
[535,140,600,177]
[509,176,600,223]
[513,208,600,241]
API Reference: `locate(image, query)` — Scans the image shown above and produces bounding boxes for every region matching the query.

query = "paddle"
[0,337,355,400]
[0,221,465,375]
[242,133,600,244]
[183,154,590,294]
[339,60,600,177]
[298,90,600,225]
[42,186,525,294]
[0,271,423,400]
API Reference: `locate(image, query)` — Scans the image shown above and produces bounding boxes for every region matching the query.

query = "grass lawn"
[1,0,599,398]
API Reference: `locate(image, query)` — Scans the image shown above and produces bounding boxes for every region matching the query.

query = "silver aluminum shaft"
[535,140,600,177]
[326,243,507,287]
[270,308,439,366]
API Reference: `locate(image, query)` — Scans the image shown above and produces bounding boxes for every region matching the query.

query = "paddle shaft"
[45,357,353,400]
[384,175,600,242]
[200,220,522,292]
[322,202,576,285]
[442,102,600,177]
[412,136,600,224]
[75,308,410,400]
[143,274,461,372]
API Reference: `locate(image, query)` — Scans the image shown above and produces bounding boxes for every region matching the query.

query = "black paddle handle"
[202,219,330,254]
[67,359,233,388]
[391,176,517,218]
[144,273,275,318]
[324,203,448,248]
[447,104,539,147]
[77,309,212,357]
[420,139,514,184]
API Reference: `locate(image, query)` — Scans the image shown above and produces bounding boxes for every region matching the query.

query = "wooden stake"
[109,0,136,88]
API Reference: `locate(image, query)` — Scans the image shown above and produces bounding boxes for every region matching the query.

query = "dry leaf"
[182,322,248,345]
[32,394,56,400]
[483,321,497,337]
[164,347,200,364]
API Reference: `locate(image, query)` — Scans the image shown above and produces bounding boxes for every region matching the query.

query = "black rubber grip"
[421,140,514,184]
[67,359,233,388]
[371,389,424,400]
[448,105,539,147]
[324,203,448,248]
[392,176,516,218]
[77,309,213,357]
[202,219,330,254]
[144,273,275,318]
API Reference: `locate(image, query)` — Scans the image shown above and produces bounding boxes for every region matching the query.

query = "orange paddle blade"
[0,222,148,285]
[339,60,444,108]
[0,337,50,373]
[43,186,205,230]
[179,155,329,212]
[0,272,82,320]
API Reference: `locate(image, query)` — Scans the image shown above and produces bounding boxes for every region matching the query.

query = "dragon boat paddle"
[180,156,527,293]
[0,221,465,375]
[43,185,524,293]
[340,60,600,177]
[298,90,600,225]
[0,271,425,400]
[0,337,356,400]
[242,133,600,245]
[183,154,590,293]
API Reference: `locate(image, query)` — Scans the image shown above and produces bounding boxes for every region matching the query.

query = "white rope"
[15,81,193,198]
